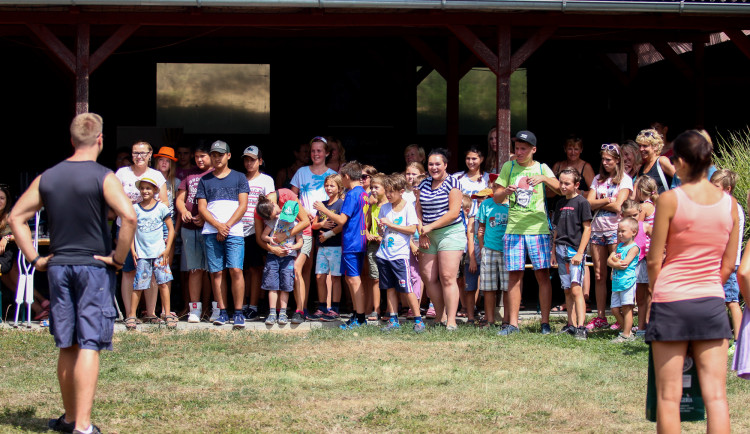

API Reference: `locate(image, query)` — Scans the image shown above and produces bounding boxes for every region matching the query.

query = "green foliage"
[714,128,750,244]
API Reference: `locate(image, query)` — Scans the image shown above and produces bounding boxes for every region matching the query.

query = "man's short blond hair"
[70,113,103,147]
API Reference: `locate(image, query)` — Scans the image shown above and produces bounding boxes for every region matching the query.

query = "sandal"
[125,317,137,331]
[551,304,566,312]
[142,315,164,325]
[367,311,378,321]
[165,314,178,330]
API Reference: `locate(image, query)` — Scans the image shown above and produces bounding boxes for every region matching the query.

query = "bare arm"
[720,198,740,284]
[162,214,175,260]
[602,187,631,213]
[581,163,596,193]
[314,201,348,226]
[422,188,463,234]
[659,156,676,178]
[8,176,48,269]
[573,221,592,265]
[226,192,249,229]
[159,183,168,207]
[175,189,191,224]
[647,191,677,289]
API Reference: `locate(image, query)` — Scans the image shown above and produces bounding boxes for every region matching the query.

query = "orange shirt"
[652,188,733,303]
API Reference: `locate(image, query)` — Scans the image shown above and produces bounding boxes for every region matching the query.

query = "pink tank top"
[652,188,732,303]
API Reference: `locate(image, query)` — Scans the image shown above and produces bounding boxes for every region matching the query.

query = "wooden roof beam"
[510,25,556,72]
[405,36,447,79]
[725,29,750,61]
[27,23,75,72]
[652,40,694,81]
[90,24,139,72]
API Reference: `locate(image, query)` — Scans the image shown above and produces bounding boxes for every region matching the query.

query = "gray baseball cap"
[210,140,230,154]
[243,145,261,159]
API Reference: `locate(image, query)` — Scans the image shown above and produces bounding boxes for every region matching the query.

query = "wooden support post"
[694,39,705,128]
[76,23,90,115]
[497,25,511,167]
[447,36,460,172]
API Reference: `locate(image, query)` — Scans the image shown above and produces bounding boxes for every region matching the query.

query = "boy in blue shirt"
[607,217,640,343]
[476,175,509,327]
[314,161,369,329]
[551,168,592,339]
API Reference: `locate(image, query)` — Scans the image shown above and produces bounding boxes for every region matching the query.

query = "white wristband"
[323,230,335,240]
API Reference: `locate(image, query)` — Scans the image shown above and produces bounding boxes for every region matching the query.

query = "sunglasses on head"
[601,143,620,155]
[310,136,328,145]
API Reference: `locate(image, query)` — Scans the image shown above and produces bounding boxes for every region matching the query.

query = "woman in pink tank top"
[646,130,739,432]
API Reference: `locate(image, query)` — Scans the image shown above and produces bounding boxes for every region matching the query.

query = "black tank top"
[554,161,590,192]
[637,159,672,194]
[39,160,112,266]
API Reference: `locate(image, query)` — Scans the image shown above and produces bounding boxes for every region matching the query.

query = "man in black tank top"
[10,113,137,434]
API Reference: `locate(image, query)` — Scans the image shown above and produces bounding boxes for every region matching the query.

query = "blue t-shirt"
[612,243,639,292]
[341,186,368,253]
[318,198,344,247]
[135,202,170,259]
[476,198,509,252]
[195,169,250,236]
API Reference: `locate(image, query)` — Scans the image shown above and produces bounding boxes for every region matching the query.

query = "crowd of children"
[11,127,743,346]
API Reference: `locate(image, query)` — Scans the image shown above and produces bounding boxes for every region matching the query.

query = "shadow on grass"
[0,406,49,433]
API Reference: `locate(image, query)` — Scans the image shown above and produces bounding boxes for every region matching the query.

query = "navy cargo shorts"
[47,265,117,351]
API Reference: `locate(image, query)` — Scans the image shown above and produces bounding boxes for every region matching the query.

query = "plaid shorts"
[480,247,508,292]
[503,233,551,271]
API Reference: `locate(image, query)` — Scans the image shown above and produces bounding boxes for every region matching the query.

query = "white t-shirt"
[590,174,633,232]
[115,166,167,227]
[403,190,416,207]
[291,166,337,217]
[242,173,275,236]
[376,201,419,261]
[454,171,490,217]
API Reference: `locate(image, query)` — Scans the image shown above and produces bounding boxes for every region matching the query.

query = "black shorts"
[244,234,267,268]
[0,243,17,274]
[645,296,732,343]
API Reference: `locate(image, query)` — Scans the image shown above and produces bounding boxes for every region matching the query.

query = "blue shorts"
[591,230,617,246]
[724,266,740,303]
[342,251,365,277]
[376,257,414,294]
[463,248,480,291]
[47,265,117,351]
[503,233,551,271]
[611,283,636,308]
[203,234,245,273]
[316,246,342,276]
[262,254,295,292]
[134,257,173,290]
[181,227,207,271]
[555,244,585,290]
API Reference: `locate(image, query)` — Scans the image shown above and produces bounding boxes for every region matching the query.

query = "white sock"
[78,425,94,434]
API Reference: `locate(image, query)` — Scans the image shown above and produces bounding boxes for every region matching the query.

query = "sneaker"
[610,332,636,343]
[188,302,202,323]
[213,311,229,326]
[497,324,520,336]
[381,319,400,332]
[413,321,426,333]
[575,326,588,340]
[265,312,277,325]
[635,329,646,339]
[610,321,621,330]
[541,323,552,335]
[291,311,305,324]
[406,309,416,319]
[307,309,326,321]
[232,312,245,330]
[585,316,609,330]
[209,302,220,322]
[72,425,101,434]
[320,310,340,322]
[426,305,437,319]
[446,324,458,332]
[559,324,575,335]
[48,414,75,433]
[278,312,289,325]
[340,317,360,330]
[242,306,259,322]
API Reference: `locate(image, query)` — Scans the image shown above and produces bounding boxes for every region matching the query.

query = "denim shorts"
[181,227,207,271]
[262,254,295,292]
[611,283,636,308]
[47,265,117,351]
[591,230,617,246]
[464,248,480,291]
[134,257,173,290]
[724,266,740,303]
[203,234,245,273]
[636,258,649,284]
[503,233,551,271]
[555,244,585,290]
[316,246,342,276]
[419,223,467,255]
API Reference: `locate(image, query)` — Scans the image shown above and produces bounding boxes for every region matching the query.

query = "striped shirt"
[418,174,462,226]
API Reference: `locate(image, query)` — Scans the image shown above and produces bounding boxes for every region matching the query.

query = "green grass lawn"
[1,318,748,433]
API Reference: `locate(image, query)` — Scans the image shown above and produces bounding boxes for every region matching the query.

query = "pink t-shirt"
[652,188,733,303]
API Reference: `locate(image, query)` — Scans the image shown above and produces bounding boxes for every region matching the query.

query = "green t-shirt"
[496,160,555,235]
